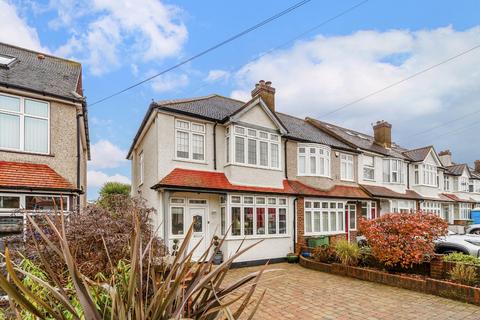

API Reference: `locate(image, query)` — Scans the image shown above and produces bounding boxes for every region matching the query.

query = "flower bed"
[300,255,480,306]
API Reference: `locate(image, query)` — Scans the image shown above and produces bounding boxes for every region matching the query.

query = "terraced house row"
[128,80,480,264]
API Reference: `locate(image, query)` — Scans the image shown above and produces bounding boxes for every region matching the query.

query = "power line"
[409,109,480,138]
[89,0,313,107]
[193,0,369,94]
[415,117,480,141]
[320,43,480,118]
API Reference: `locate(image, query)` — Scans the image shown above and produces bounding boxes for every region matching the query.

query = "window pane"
[24,117,48,153]
[322,212,328,232]
[259,132,268,139]
[171,207,184,235]
[256,208,266,235]
[256,197,266,205]
[25,99,48,117]
[231,207,241,236]
[271,144,279,168]
[338,212,344,231]
[244,207,254,235]
[192,134,204,160]
[0,113,20,149]
[279,208,287,234]
[235,126,245,135]
[235,137,245,163]
[298,155,306,174]
[231,196,241,204]
[0,94,20,112]
[26,196,68,211]
[310,156,316,174]
[305,211,312,233]
[191,123,204,132]
[176,131,189,158]
[244,196,254,204]
[226,137,230,163]
[220,207,226,235]
[0,196,20,209]
[259,141,268,166]
[268,208,276,234]
[268,198,276,205]
[330,211,336,231]
[279,198,287,206]
[247,129,256,137]
[176,120,189,129]
[248,139,257,165]
[313,211,320,232]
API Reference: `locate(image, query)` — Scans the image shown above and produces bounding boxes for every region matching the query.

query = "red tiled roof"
[442,193,477,203]
[360,184,423,200]
[155,168,371,199]
[0,161,76,191]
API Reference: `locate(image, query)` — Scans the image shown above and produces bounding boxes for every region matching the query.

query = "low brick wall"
[300,256,480,306]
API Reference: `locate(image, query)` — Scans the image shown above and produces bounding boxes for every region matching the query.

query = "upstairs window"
[139,151,144,185]
[228,125,280,170]
[0,93,49,154]
[175,119,205,162]
[443,175,450,191]
[298,144,331,177]
[383,159,404,184]
[363,155,375,181]
[340,154,354,181]
[460,177,469,192]
[422,164,438,186]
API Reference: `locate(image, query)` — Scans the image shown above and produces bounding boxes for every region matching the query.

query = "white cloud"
[90,140,127,169]
[88,170,130,188]
[51,0,188,75]
[205,69,230,82]
[151,73,189,92]
[0,1,46,51]
[230,26,480,141]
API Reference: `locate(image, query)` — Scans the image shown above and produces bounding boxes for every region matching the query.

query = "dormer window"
[0,54,16,68]
[414,164,438,187]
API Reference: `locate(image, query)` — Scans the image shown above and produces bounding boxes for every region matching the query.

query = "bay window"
[383,159,405,184]
[228,195,287,237]
[297,144,331,177]
[340,154,354,181]
[0,194,70,212]
[0,93,49,154]
[363,155,375,181]
[228,125,280,169]
[390,199,415,213]
[304,200,345,235]
[421,201,441,216]
[175,119,205,162]
[459,203,471,220]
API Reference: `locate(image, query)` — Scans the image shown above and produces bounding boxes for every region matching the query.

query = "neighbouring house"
[129,79,479,264]
[0,42,90,234]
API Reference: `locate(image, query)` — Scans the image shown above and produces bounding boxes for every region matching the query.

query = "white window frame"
[360,201,377,220]
[383,159,405,184]
[0,92,50,155]
[421,201,441,217]
[139,151,144,186]
[169,197,186,238]
[362,155,375,181]
[459,177,469,192]
[340,153,354,181]
[0,193,71,213]
[227,194,288,238]
[443,175,450,191]
[459,203,471,220]
[390,199,415,213]
[304,199,346,236]
[297,144,331,177]
[174,118,206,163]
[227,125,281,170]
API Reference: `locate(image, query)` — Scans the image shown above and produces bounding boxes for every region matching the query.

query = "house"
[0,43,90,229]
[128,81,374,263]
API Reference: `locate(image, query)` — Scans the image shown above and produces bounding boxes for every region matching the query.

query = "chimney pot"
[439,150,453,166]
[251,80,276,112]
[475,160,480,172]
[37,54,45,60]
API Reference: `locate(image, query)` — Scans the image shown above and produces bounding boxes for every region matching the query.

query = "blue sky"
[1,0,480,199]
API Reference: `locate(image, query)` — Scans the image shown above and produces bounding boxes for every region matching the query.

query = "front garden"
[298,212,480,306]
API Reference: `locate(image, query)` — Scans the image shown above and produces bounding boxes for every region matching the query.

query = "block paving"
[226,263,480,319]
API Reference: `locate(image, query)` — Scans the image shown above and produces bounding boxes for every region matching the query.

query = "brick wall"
[296,197,305,253]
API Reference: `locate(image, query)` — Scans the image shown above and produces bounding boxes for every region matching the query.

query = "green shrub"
[449,264,478,286]
[312,246,337,263]
[334,240,360,266]
[444,252,480,266]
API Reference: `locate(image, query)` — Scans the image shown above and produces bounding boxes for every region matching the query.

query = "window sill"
[340,179,355,182]
[298,174,332,179]
[226,234,290,240]
[0,148,53,157]
[174,158,208,165]
[304,231,346,237]
[224,163,282,172]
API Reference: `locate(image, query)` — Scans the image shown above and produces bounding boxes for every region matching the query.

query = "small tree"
[359,211,448,268]
[98,181,131,209]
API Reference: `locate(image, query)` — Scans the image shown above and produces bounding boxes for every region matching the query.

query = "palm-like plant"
[0,211,268,319]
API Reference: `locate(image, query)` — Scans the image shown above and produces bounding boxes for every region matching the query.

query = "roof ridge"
[404,145,433,153]
[155,93,246,107]
[0,42,81,66]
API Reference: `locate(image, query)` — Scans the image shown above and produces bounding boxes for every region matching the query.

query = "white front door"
[189,207,207,260]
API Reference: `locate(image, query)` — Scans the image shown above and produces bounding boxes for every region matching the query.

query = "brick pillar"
[430,254,445,279]
[296,197,305,253]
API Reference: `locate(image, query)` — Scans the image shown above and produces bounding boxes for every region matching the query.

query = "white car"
[465,224,480,235]
[434,231,480,257]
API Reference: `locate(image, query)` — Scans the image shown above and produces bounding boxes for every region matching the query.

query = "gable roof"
[360,184,423,200]
[0,42,83,102]
[0,161,78,192]
[306,118,408,159]
[445,164,469,176]
[402,146,433,162]
[127,94,355,158]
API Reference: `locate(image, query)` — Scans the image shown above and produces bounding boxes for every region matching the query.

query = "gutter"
[0,82,83,104]
[0,185,83,194]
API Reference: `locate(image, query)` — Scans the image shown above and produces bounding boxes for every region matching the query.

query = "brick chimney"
[438,150,452,167]
[251,80,275,112]
[475,160,480,173]
[373,120,392,148]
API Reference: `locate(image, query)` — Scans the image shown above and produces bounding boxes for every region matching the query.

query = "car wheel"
[470,229,480,235]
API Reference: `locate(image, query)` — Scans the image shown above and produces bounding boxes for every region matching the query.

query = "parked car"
[434,231,480,257]
[465,224,480,235]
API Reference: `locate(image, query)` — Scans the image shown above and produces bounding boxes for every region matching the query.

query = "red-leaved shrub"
[359,211,448,268]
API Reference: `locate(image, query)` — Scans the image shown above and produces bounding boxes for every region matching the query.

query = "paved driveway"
[227,263,480,319]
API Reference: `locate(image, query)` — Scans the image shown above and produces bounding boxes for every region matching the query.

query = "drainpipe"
[284,138,288,179]
[76,112,83,210]
[213,123,217,170]
[293,197,297,253]
[407,163,410,189]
